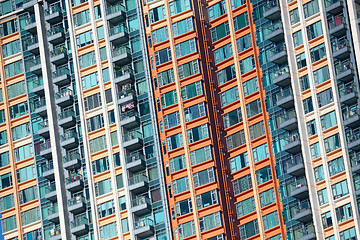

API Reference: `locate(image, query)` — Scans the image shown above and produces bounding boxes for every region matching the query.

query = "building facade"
[0,0,359,240]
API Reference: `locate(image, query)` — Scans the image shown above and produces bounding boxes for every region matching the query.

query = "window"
[73,9,90,27]
[86,114,104,132]
[0,172,11,189]
[75,30,93,48]
[243,77,258,96]
[217,65,236,85]
[17,165,35,183]
[331,180,348,200]
[170,155,186,173]
[299,75,310,91]
[237,34,252,52]
[230,152,248,172]
[7,81,26,99]
[9,101,28,119]
[19,186,37,204]
[310,142,321,159]
[178,220,195,239]
[97,200,115,218]
[220,86,239,106]
[293,30,303,47]
[214,43,233,63]
[226,130,245,150]
[181,81,203,100]
[92,157,109,175]
[253,143,269,163]
[81,72,98,90]
[12,123,30,141]
[303,97,314,114]
[321,211,332,229]
[155,47,172,65]
[2,40,20,58]
[259,188,275,207]
[318,188,329,205]
[0,152,9,168]
[173,17,194,37]
[158,68,175,87]
[223,108,242,128]
[236,197,255,217]
[4,60,23,79]
[193,167,215,187]
[1,215,16,233]
[328,157,345,176]
[14,144,33,162]
[246,99,261,118]
[239,219,259,239]
[178,60,200,79]
[324,134,340,153]
[240,55,255,74]
[149,5,166,23]
[199,212,222,232]
[314,165,324,182]
[303,0,319,18]
[249,121,265,140]
[0,194,14,211]
[21,207,40,226]
[256,166,272,185]
[0,130,7,146]
[233,174,252,195]
[169,0,191,16]
[152,26,168,45]
[190,145,212,165]
[119,196,126,211]
[164,111,180,129]
[296,52,307,69]
[23,229,41,240]
[161,90,177,108]
[166,132,183,151]
[79,51,95,68]
[233,12,249,31]
[208,0,226,21]
[84,93,102,111]
[339,227,356,240]
[310,43,326,63]
[187,124,209,144]
[211,21,229,42]
[306,119,317,136]
[95,178,112,196]
[307,21,323,40]
[89,135,107,153]
[175,198,192,216]
[231,0,246,9]
[196,190,218,209]
[314,66,330,85]
[100,222,117,239]
[336,203,352,223]
[289,8,299,25]
[173,176,189,195]
[0,19,18,37]
[184,102,206,122]
[110,131,118,146]
[263,211,279,230]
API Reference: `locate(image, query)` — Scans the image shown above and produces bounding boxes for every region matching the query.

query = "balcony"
[266,23,284,42]
[131,196,151,216]
[112,46,132,66]
[58,109,76,129]
[117,89,136,106]
[45,5,63,23]
[49,226,61,240]
[40,140,52,159]
[63,152,81,170]
[126,152,146,172]
[325,0,344,14]
[290,178,309,200]
[276,88,294,109]
[279,110,297,131]
[66,174,84,192]
[285,155,305,177]
[128,174,149,194]
[123,131,143,150]
[29,56,42,75]
[114,67,134,85]
[50,47,68,65]
[109,24,128,45]
[71,215,89,236]
[60,131,79,149]
[68,196,86,214]
[134,219,154,238]
[339,83,357,105]
[34,98,47,116]
[294,200,312,222]
[120,110,140,129]
[47,204,59,223]
[335,59,354,82]
[270,44,287,64]
[24,16,37,33]
[48,26,65,45]
[29,77,44,96]
[38,120,50,138]
[273,66,291,86]
[328,15,347,37]
[351,154,360,173]
[347,129,360,151]
[343,107,360,128]
[53,67,71,86]
[106,3,126,23]
[293,224,316,240]
[263,1,280,20]
[331,37,350,60]
[42,162,54,181]
[283,134,301,154]
[55,89,74,107]
[45,183,57,202]
[23,0,37,12]
[25,36,39,54]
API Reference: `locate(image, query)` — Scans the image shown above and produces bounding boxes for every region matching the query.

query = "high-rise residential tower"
[0,0,360,240]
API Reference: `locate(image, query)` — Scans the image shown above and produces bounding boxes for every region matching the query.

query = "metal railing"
[263,0,279,12]
[48,26,64,36]
[338,82,356,97]
[335,59,352,75]
[40,139,51,151]
[294,200,311,215]
[270,43,286,57]
[61,130,77,141]
[346,127,360,143]
[328,15,345,30]
[68,196,85,206]
[292,224,315,239]
[71,214,88,227]
[45,4,62,16]
[324,0,342,7]
[45,183,56,193]
[282,154,303,171]
[331,36,348,53]
[49,225,61,237]
[276,87,292,101]
[273,65,289,79]
[48,203,58,215]
[114,67,133,78]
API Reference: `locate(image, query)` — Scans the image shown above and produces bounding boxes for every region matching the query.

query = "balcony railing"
[49,225,61,237]
[23,36,38,47]
[276,87,292,101]
[71,215,88,227]
[346,127,360,143]
[50,47,67,57]
[270,43,286,57]
[294,200,311,215]
[123,130,142,142]
[131,196,151,208]
[106,3,125,15]
[48,203,58,215]
[68,196,85,206]
[61,131,77,141]
[28,77,43,88]
[282,154,303,170]
[286,176,307,193]
[25,15,36,25]
[66,174,83,184]
[40,139,52,151]
[335,59,352,75]
[265,21,282,33]
[350,152,360,168]
[58,109,75,120]
[134,218,153,230]
[331,36,348,52]
[263,0,278,12]
[109,24,128,36]
[45,4,62,15]
[126,151,144,164]
[120,109,139,121]
[128,174,148,185]
[56,89,73,99]
[53,67,70,78]
[64,152,80,163]
[273,65,289,78]
[328,15,345,30]
[117,89,136,100]
[48,26,64,36]
[112,46,131,57]
[324,0,342,7]
[46,182,56,193]
[338,82,356,97]
[292,224,315,239]
[114,67,133,78]
[28,56,41,68]
[42,161,53,172]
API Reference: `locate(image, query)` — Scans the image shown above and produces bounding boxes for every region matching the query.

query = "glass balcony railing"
[109,24,128,36]
[25,15,36,25]
[71,215,88,228]
[120,109,139,121]
[126,151,144,164]
[294,200,311,215]
[270,43,286,57]
[280,108,296,123]
[335,59,352,75]
[63,152,80,163]
[48,203,58,215]
[324,0,341,7]
[338,82,356,97]
[112,46,131,58]
[265,21,282,34]
[49,225,61,237]
[350,152,360,168]
[263,0,278,12]
[42,161,53,172]
[58,109,75,120]
[328,15,345,30]
[66,174,83,184]
[40,139,51,151]
[38,120,49,131]
[292,224,315,239]
[28,56,41,68]
[50,47,67,57]
[56,89,73,99]
[117,89,136,100]
[286,176,307,194]
[45,183,56,193]
[45,4,62,16]
[131,196,151,208]
[53,67,70,78]
[48,26,64,36]
[346,127,360,143]
[123,130,142,142]
[23,36,38,48]
[354,174,360,191]
[68,196,85,206]
[273,66,289,78]
[114,67,133,78]
[276,87,292,101]
[134,218,153,230]
[28,77,43,89]
[282,154,303,171]
[106,3,125,15]
[331,36,348,53]
[128,174,148,185]
[61,131,77,141]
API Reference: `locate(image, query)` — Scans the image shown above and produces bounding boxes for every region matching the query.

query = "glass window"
[303,97,314,114]
[92,157,109,175]
[199,212,222,232]
[220,86,239,106]
[97,200,115,218]
[214,43,232,63]
[181,81,203,100]
[16,165,35,183]
[310,142,321,159]
[149,5,166,23]
[2,40,20,58]
[217,65,235,85]
[196,189,218,209]
[314,165,324,182]
[100,222,117,239]
[233,12,249,31]
[256,165,272,185]
[184,102,206,122]
[4,60,23,79]
[318,188,329,205]
[314,66,330,85]
[178,220,195,239]
[21,207,40,226]
[303,0,319,18]
[211,21,229,42]
[328,157,345,176]
[0,172,12,189]
[95,178,112,196]
[14,144,33,162]
[331,180,348,200]
[223,107,242,128]
[243,77,258,96]
[239,55,255,74]
[190,145,212,165]
[169,0,191,16]
[233,174,252,195]
[237,34,252,52]
[239,219,259,239]
[324,133,340,153]
[307,21,323,40]
[296,52,307,69]
[289,8,299,25]
[193,167,215,187]
[310,43,326,63]
[166,132,183,151]
[187,124,209,144]
[262,211,279,230]
[0,194,14,211]
[306,119,317,136]
[335,203,352,223]
[175,198,192,216]
[226,130,245,150]
[236,197,255,217]
[246,99,261,118]
[173,17,194,37]
[208,0,226,21]
[230,152,248,173]
[259,188,275,207]
[158,68,175,87]
[293,30,303,47]
[152,26,168,45]
[321,211,332,229]
[169,155,186,173]
[172,176,189,195]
